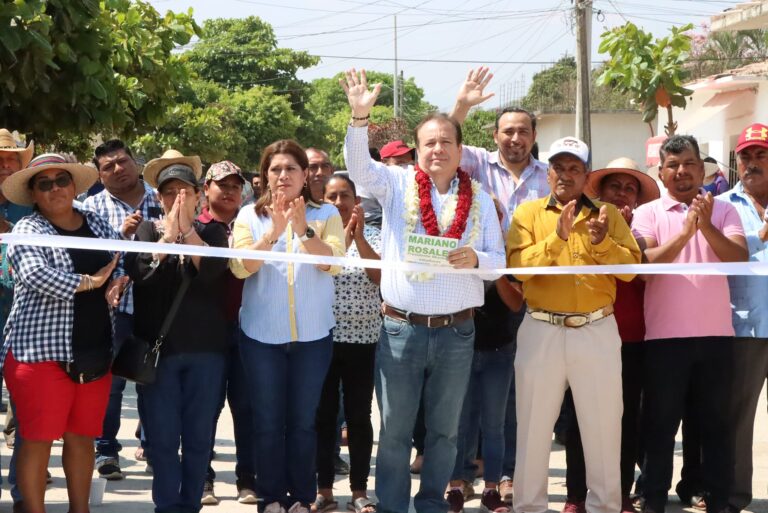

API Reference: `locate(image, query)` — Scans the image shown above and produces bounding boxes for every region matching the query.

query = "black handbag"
[112,273,191,385]
[59,346,113,385]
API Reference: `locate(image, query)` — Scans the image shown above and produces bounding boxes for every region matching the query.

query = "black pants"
[675,397,704,502]
[641,337,733,513]
[728,338,768,512]
[316,342,376,491]
[565,343,645,500]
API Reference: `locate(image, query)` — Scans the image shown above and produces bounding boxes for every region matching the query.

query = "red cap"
[380,140,414,159]
[736,123,768,153]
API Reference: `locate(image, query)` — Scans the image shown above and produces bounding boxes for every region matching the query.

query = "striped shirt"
[344,126,506,315]
[460,146,549,233]
[82,181,162,314]
[230,202,345,344]
[2,209,125,366]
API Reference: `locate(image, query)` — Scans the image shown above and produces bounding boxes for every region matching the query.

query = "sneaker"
[499,480,513,504]
[238,487,259,504]
[562,500,586,513]
[201,480,219,506]
[622,496,638,513]
[96,457,123,480]
[334,455,350,475]
[288,502,310,513]
[265,502,287,513]
[446,489,465,513]
[481,489,511,513]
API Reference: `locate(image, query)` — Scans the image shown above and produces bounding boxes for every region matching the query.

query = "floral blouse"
[332,224,382,344]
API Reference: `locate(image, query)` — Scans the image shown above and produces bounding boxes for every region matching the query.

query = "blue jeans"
[142,352,226,513]
[239,331,333,507]
[207,322,256,488]
[95,312,134,460]
[451,343,515,484]
[375,316,475,513]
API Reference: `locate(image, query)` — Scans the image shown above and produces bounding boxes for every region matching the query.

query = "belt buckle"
[427,314,453,329]
[564,314,588,328]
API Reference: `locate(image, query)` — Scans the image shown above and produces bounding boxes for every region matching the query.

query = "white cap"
[548,137,590,167]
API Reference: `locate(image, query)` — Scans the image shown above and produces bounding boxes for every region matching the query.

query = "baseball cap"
[205,160,245,184]
[380,140,415,159]
[735,123,768,153]
[548,137,590,166]
[157,164,199,190]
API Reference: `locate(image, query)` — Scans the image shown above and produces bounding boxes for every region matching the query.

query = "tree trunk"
[664,104,676,136]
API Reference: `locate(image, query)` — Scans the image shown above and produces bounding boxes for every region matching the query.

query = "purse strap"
[154,270,192,348]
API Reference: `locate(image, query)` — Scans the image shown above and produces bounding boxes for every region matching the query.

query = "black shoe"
[334,454,350,475]
[97,457,124,480]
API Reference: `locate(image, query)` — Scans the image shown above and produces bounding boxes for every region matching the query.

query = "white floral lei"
[402,170,482,281]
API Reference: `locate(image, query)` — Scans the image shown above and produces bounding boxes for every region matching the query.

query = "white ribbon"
[2,233,768,276]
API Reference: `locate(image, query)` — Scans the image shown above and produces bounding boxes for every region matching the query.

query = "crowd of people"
[0,65,764,513]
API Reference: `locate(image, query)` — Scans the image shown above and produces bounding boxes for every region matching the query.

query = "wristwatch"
[299,226,315,242]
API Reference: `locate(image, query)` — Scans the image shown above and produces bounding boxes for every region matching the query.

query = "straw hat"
[0,129,34,169]
[142,149,202,188]
[586,157,661,206]
[2,153,97,206]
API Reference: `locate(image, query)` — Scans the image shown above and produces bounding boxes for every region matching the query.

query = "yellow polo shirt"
[507,194,641,313]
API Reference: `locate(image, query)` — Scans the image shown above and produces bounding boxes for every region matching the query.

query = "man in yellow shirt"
[507,137,641,513]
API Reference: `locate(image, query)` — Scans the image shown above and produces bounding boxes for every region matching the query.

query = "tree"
[461,109,496,149]
[522,56,577,111]
[0,0,199,144]
[688,25,768,79]
[597,22,694,135]
[183,17,319,107]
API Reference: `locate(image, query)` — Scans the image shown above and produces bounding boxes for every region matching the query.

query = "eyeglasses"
[34,174,73,192]
[308,163,332,172]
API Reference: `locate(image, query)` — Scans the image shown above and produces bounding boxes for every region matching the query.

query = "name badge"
[404,233,458,266]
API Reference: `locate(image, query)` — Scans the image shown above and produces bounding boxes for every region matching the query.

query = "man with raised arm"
[341,69,505,513]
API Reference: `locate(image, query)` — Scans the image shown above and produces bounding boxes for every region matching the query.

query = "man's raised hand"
[457,67,494,108]
[340,69,381,119]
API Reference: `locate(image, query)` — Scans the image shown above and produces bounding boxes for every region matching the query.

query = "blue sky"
[148,0,735,110]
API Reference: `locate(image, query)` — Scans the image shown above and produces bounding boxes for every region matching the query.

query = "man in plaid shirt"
[82,139,162,480]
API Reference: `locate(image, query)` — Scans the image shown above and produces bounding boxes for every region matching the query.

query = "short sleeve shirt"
[631,192,745,340]
[332,225,382,344]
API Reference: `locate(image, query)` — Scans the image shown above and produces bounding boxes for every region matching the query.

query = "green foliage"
[184,16,318,104]
[132,80,298,169]
[597,22,694,133]
[461,109,496,149]
[689,28,768,79]
[522,56,577,111]
[0,0,200,142]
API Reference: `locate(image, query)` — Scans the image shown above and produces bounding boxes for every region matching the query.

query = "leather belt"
[382,303,474,329]
[527,305,614,328]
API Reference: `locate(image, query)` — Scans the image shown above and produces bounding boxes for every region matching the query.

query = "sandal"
[690,495,706,511]
[311,495,338,513]
[347,497,377,513]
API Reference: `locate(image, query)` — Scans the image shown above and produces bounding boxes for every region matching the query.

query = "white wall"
[661,81,768,171]
[536,112,649,169]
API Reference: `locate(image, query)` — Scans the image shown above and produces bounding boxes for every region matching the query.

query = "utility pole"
[393,15,400,119]
[399,70,405,119]
[575,0,592,153]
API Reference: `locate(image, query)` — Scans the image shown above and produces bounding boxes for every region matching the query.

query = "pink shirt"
[631,192,745,340]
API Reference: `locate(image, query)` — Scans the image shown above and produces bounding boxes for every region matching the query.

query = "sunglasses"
[34,173,73,192]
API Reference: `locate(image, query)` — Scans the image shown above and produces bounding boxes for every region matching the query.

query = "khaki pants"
[513,313,622,513]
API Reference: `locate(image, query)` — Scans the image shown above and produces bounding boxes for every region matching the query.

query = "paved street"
[5,383,768,513]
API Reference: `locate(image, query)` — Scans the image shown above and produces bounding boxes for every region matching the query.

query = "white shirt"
[344,126,505,315]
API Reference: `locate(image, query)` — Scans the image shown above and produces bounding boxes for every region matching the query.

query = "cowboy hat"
[2,153,97,206]
[142,149,202,189]
[0,129,34,169]
[586,157,661,206]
